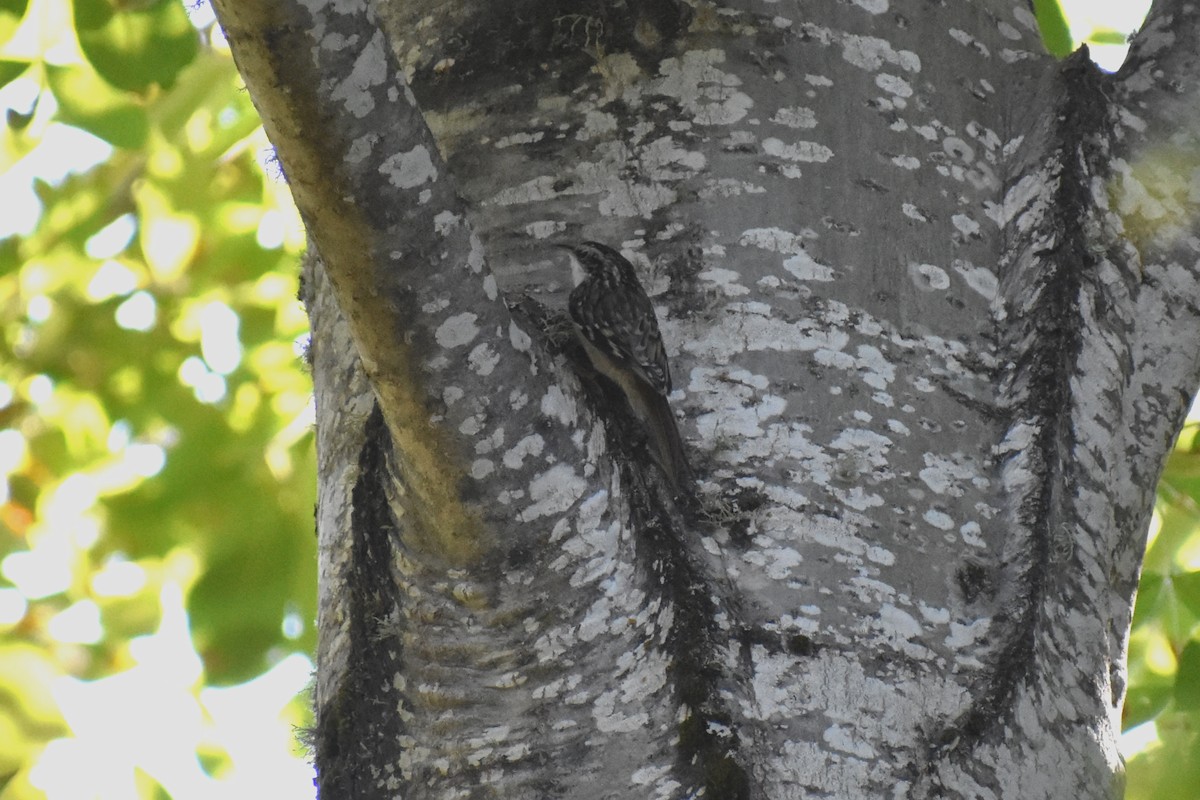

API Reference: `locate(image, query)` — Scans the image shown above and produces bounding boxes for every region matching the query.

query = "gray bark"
[213,0,1200,797]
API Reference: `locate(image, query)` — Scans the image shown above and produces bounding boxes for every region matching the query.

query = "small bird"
[558,241,690,489]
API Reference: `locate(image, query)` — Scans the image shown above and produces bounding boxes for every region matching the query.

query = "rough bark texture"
[213,0,1200,797]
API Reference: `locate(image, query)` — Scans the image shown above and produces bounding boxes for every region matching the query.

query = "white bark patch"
[791,511,872,557]
[762,137,834,163]
[503,434,545,469]
[494,131,545,148]
[749,647,799,717]
[951,213,980,237]
[640,136,707,175]
[1013,5,1039,31]
[434,312,480,348]
[524,219,566,239]
[875,73,912,98]
[783,250,835,281]
[952,260,999,301]
[459,413,482,436]
[918,453,986,496]
[841,34,921,73]
[504,388,528,412]
[617,647,669,701]
[967,121,1003,153]
[329,30,387,119]
[744,542,803,580]
[1111,157,1176,222]
[984,172,1046,229]
[532,626,573,663]
[948,28,990,58]
[946,618,990,658]
[470,459,494,479]
[823,724,875,758]
[381,145,437,189]
[518,464,586,521]
[960,521,985,547]
[901,203,929,222]
[687,313,850,362]
[699,267,750,296]
[433,210,462,236]
[837,486,884,511]
[830,429,893,473]
[912,124,938,141]
[592,689,650,733]
[631,765,672,786]
[540,385,578,425]
[997,21,1023,40]
[689,368,798,460]
[813,344,897,397]
[854,344,895,389]
[1117,106,1147,133]
[468,342,499,375]
[578,596,613,642]
[850,0,888,14]
[1002,133,1025,159]
[908,262,950,291]
[345,132,377,165]
[867,545,895,566]
[923,509,955,530]
[892,154,921,170]
[878,603,923,642]
[655,49,753,125]
[741,226,817,252]
[508,321,532,353]
[573,488,612,538]
[577,110,618,139]
[467,233,486,272]
[942,136,975,163]
[488,175,558,206]
[695,394,788,440]
[699,177,768,197]
[473,426,505,454]
[770,106,818,129]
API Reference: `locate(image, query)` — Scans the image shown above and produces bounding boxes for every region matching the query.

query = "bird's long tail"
[640,386,692,493]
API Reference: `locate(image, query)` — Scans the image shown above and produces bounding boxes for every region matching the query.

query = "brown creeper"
[559,241,690,489]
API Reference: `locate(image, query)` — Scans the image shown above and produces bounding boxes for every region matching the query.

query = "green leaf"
[0,0,29,91]
[1176,571,1200,619]
[74,0,199,92]
[1134,573,1165,627]
[71,0,112,30]
[1033,0,1073,58]
[45,64,148,148]
[0,59,28,92]
[0,0,29,44]
[1087,28,1129,46]
[1125,711,1200,800]
[1124,681,1172,730]
[1177,641,1200,710]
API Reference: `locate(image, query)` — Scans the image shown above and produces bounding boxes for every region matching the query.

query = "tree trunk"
[211,0,1200,797]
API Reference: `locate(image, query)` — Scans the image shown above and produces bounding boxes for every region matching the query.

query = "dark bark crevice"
[316,406,409,799]
[922,47,1121,781]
